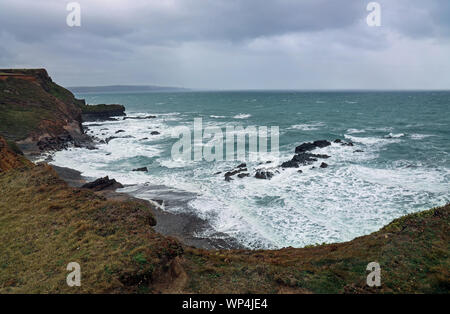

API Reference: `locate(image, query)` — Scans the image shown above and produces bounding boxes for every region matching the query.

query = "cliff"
[0,69,448,294]
[81,104,126,122]
[0,69,125,155]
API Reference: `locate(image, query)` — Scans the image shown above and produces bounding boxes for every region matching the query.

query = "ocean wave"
[345,134,401,146]
[290,123,323,131]
[385,132,405,139]
[346,128,365,134]
[410,133,434,140]
[233,113,252,119]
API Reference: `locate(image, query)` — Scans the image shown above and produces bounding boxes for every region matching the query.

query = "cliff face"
[0,69,127,154]
[0,69,87,154]
[80,103,126,122]
[0,69,448,294]
[0,136,32,172]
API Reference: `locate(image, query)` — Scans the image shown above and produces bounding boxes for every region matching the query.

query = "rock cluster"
[81,176,124,191]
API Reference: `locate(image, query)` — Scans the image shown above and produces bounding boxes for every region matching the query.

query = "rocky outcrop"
[254,170,274,180]
[133,167,148,172]
[334,139,354,146]
[295,140,331,153]
[81,104,126,122]
[0,69,129,156]
[0,69,92,155]
[81,176,124,191]
[123,115,156,120]
[224,164,248,181]
[0,136,32,172]
[281,152,330,168]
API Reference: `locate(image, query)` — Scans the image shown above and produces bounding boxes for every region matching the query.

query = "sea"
[50,91,450,249]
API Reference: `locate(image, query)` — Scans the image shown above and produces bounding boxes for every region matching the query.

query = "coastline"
[2,69,449,293]
[51,164,244,250]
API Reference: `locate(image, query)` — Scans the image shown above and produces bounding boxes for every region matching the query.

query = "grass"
[0,159,183,293]
[0,154,448,293]
[0,69,448,293]
[0,75,81,141]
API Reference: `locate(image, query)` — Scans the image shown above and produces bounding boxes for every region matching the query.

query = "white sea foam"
[385,132,405,138]
[290,123,323,131]
[233,113,252,119]
[347,128,366,134]
[345,134,401,146]
[410,133,434,140]
[49,108,449,250]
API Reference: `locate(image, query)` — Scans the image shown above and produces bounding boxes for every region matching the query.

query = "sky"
[0,0,449,90]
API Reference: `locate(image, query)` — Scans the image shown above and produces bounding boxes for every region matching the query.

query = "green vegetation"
[0,72,81,141]
[0,149,448,293]
[0,68,448,294]
[0,163,183,293]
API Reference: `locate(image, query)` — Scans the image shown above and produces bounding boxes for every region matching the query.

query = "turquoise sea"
[51,91,450,249]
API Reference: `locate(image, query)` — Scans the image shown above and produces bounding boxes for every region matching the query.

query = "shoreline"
[51,164,244,250]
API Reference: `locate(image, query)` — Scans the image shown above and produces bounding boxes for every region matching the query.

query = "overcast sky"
[1,0,449,89]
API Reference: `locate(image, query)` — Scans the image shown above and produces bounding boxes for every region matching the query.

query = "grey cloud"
[0,0,449,89]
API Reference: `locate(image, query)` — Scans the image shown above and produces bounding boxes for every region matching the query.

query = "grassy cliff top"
[0,141,448,293]
[0,69,83,141]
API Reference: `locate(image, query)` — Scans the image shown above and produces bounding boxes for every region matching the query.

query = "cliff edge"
[0,69,125,155]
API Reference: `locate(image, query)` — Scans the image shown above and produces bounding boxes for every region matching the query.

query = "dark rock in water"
[115,130,125,134]
[254,170,274,180]
[124,115,157,120]
[224,176,234,182]
[237,173,250,178]
[320,162,328,168]
[132,167,148,172]
[280,160,300,168]
[81,104,126,122]
[281,152,329,168]
[214,171,222,175]
[334,138,353,146]
[295,140,331,154]
[150,131,160,135]
[354,149,364,153]
[237,163,247,168]
[297,170,303,173]
[224,166,248,181]
[313,153,330,159]
[81,176,123,191]
[224,168,247,178]
[140,137,149,141]
[37,132,96,151]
